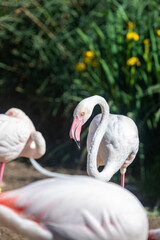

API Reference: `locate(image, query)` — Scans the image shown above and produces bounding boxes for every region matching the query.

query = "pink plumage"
[148,229,160,240]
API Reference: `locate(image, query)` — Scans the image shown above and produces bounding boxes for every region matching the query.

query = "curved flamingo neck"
[87,96,110,181]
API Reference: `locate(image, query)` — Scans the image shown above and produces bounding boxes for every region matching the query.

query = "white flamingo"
[0,108,46,191]
[0,175,148,240]
[148,229,160,240]
[70,95,139,187]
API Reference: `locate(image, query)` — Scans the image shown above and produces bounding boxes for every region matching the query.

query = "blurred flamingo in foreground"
[0,108,46,191]
[0,175,148,240]
[70,95,139,187]
[148,229,160,240]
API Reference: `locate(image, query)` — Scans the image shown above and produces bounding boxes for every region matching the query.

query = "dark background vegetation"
[0,0,160,202]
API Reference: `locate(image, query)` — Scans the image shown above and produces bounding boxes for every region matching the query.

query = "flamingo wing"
[87,113,139,180]
[0,115,32,162]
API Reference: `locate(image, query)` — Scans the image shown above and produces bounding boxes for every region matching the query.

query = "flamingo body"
[0,108,46,190]
[87,113,139,178]
[0,114,34,162]
[0,176,148,240]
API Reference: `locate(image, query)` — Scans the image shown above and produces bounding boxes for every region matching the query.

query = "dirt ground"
[0,161,159,240]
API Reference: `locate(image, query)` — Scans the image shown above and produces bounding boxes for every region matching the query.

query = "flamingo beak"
[69,116,83,150]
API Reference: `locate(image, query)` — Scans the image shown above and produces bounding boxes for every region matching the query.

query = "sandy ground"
[0,161,159,240]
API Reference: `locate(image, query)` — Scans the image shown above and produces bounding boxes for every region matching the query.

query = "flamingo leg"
[121,173,125,188]
[0,162,5,192]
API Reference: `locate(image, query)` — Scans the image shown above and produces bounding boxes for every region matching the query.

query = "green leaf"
[99,59,115,84]
[76,28,90,44]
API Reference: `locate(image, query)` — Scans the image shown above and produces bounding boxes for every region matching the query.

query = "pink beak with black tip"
[69,116,83,149]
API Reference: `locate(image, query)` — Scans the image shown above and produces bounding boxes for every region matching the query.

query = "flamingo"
[0,175,148,240]
[69,95,139,187]
[148,229,160,240]
[0,108,46,191]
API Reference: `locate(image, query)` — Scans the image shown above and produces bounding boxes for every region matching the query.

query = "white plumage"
[70,95,139,187]
[0,108,46,190]
[87,113,139,180]
[0,175,148,240]
[0,114,34,161]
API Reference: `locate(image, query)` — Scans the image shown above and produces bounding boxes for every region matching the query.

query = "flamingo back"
[0,115,32,162]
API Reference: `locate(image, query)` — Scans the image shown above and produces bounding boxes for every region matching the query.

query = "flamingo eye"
[81,112,85,116]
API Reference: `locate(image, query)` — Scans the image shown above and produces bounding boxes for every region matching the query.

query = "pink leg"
[121,173,125,188]
[0,162,5,192]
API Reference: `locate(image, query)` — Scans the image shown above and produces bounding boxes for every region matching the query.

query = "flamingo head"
[69,97,94,149]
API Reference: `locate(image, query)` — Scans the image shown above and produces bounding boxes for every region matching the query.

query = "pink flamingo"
[70,95,139,187]
[0,175,148,240]
[0,108,46,191]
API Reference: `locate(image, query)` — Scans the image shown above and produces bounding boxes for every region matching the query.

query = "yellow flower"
[75,62,86,71]
[82,50,95,59]
[128,21,134,30]
[126,32,140,41]
[143,39,149,45]
[84,57,92,64]
[136,60,141,66]
[156,29,160,36]
[127,57,141,66]
[91,60,99,67]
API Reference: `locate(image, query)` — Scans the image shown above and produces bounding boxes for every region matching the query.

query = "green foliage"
[0,0,160,199]
[0,0,77,116]
[142,156,160,200]
[146,206,160,217]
